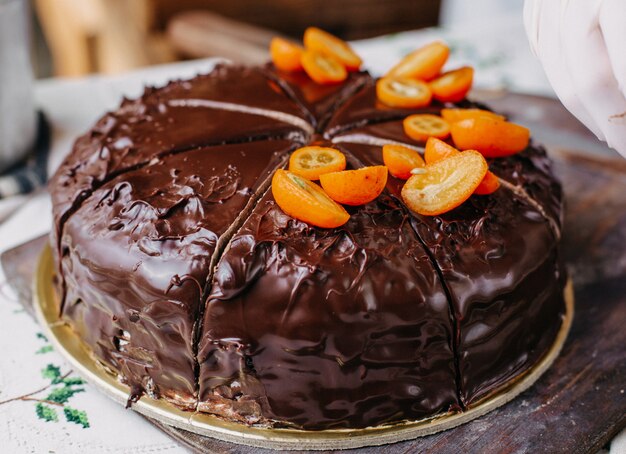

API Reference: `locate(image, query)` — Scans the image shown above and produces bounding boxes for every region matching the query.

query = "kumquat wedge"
[376,77,432,108]
[424,137,460,164]
[304,27,362,71]
[320,166,388,206]
[474,170,501,195]
[450,117,530,157]
[289,146,346,180]
[272,169,350,228]
[440,108,505,123]
[382,144,425,179]
[301,49,347,84]
[424,138,500,196]
[401,150,488,216]
[386,41,449,81]
[429,66,474,102]
[403,114,451,142]
[270,37,304,72]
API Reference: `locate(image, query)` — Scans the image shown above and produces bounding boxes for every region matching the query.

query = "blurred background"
[29,0,524,78]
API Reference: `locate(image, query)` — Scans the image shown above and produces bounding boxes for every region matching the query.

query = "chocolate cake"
[49,63,566,430]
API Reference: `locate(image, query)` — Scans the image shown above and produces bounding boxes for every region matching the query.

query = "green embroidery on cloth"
[0,333,90,428]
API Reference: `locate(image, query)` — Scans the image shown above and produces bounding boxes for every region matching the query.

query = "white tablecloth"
[0,19,623,454]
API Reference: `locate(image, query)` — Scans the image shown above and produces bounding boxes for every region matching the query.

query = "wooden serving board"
[3,92,625,453]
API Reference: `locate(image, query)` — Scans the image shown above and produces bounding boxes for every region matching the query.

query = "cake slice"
[50,65,313,271]
[337,139,566,406]
[196,159,460,429]
[60,140,296,409]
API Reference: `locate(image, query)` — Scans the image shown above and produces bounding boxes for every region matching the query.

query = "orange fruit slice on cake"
[450,117,530,157]
[474,169,500,195]
[440,108,505,123]
[387,41,449,80]
[270,37,304,72]
[401,150,488,215]
[272,169,350,228]
[320,166,388,206]
[289,146,346,180]
[301,49,348,84]
[424,138,500,196]
[376,77,432,108]
[429,67,474,102]
[304,27,362,71]
[424,137,460,164]
[403,114,451,142]
[382,144,426,179]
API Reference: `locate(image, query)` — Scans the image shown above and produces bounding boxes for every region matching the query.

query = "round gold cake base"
[34,244,574,450]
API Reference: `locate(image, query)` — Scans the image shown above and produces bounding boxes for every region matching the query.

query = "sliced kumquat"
[450,117,530,157]
[376,77,432,108]
[423,138,500,196]
[401,150,488,216]
[403,114,450,142]
[386,41,449,81]
[429,66,474,102]
[424,137,460,164]
[474,170,501,195]
[272,169,349,228]
[320,166,388,206]
[289,146,346,180]
[382,144,425,179]
[303,27,362,71]
[270,37,304,72]
[301,49,347,84]
[440,108,505,123]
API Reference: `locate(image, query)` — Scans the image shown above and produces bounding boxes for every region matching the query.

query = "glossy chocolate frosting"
[50,65,310,281]
[61,140,296,407]
[51,62,566,429]
[197,181,458,429]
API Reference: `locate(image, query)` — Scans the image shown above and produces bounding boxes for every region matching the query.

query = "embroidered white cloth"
[0,18,623,453]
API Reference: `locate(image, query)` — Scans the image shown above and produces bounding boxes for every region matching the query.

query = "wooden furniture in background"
[167,11,275,64]
[34,0,174,76]
[152,0,441,41]
[34,0,441,76]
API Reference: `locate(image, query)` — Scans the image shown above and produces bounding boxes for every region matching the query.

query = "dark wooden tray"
[3,92,625,453]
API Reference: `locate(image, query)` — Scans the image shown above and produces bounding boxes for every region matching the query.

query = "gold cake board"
[34,244,574,451]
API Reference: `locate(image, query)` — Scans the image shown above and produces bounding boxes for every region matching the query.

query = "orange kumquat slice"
[401,150,488,216]
[386,41,449,81]
[272,169,350,228]
[440,108,505,123]
[429,66,474,102]
[382,144,426,179]
[424,137,460,164]
[301,49,347,84]
[289,146,347,180]
[376,77,432,108]
[450,117,530,157]
[270,37,304,72]
[403,114,451,142]
[304,27,362,71]
[320,166,388,206]
[474,170,501,195]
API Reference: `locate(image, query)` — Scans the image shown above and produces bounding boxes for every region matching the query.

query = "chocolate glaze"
[325,81,438,137]
[51,64,567,430]
[266,65,371,129]
[198,187,458,428]
[336,141,566,406]
[50,64,311,292]
[61,140,296,408]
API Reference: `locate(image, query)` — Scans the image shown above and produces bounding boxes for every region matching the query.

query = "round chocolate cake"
[49,63,566,430]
